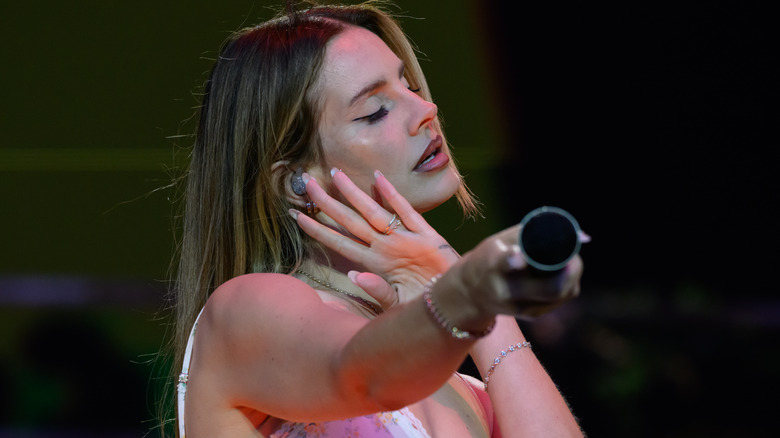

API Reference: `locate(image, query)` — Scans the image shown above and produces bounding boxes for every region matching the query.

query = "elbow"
[369,393,411,413]
[334,367,412,414]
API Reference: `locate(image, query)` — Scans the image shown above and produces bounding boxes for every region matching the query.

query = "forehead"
[319,26,401,104]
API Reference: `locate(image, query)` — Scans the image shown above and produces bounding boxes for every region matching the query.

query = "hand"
[450,225,584,320]
[347,270,399,310]
[293,169,460,304]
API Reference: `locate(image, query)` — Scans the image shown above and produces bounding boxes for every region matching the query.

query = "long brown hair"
[159,1,478,435]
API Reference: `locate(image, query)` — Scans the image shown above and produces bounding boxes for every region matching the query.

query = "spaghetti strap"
[177,307,205,438]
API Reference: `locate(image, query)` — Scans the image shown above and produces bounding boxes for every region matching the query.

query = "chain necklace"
[295,270,384,316]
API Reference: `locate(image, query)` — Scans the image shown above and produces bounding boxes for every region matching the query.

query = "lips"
[413,135,446,172]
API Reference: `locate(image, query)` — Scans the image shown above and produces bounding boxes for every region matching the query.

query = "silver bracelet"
[422,274,495,340]
[483,341,532,391]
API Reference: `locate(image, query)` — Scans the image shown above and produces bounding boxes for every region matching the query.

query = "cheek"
[321,127,410,196]
[322,147,381,198]
[325,134,402,176]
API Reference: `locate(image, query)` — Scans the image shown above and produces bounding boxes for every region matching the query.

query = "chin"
[411,168,462,213]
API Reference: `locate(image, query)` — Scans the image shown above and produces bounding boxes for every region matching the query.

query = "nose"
[409,95,437,136]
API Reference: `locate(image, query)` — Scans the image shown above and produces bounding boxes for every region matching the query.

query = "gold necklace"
[296,269,384,316]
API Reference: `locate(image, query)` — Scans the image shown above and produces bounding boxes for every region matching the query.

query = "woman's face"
[315,26,461,212]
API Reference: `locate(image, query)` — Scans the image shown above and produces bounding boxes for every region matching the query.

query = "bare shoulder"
[184,274,332,432]
[210,273,314,308]
[190,273,329,394]
[203,273,321,336]
[197,272,365,355]
[187,272,369,418]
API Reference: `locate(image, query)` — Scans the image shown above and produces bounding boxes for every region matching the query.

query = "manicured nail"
[330,167,341,177]
[578,230,592,243]
[347,270,359,283]
[288,209,300,219]
[301,172,311,185]
[506,253,526,271]
[374,169,384,179]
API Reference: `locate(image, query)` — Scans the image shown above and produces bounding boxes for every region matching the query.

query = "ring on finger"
[383,214,403,235]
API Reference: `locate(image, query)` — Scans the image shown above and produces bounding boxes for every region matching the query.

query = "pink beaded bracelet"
[422,274,495,340]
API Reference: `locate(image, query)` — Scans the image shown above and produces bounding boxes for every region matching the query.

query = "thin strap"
[178,308,206,438]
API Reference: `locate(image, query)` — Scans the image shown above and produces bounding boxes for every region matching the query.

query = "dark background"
[1,1,777,436]
[479,1,778,436]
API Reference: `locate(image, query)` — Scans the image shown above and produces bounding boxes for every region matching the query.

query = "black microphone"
[518,206,582,274]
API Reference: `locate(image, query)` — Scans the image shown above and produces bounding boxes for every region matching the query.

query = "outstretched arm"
[189,168,581,431]
[302,169,586,436]
[294,169,585,433]
[196,271,489,423]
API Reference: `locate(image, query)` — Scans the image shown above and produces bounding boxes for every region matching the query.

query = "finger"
[372,170,427,232]
[347,271,398,310]
[304,176,377,242]
[331,169,394,233]
[293,209,373,261]
[493,223,522,245]
[561,255,584,298]
[522,255,583,302]
[503,247,527,272]
[487,228,524,273]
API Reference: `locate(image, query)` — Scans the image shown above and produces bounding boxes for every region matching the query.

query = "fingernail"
[347,270,359,283]
[301,172,311,185]
[578,230,592,243]
[288,209,300,219]
[506,253,526,270]
[330,167,341,177]
[374,169,383,179]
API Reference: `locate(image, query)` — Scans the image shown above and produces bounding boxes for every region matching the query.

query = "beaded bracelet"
[483,341,532,391]
[422,274,495,340]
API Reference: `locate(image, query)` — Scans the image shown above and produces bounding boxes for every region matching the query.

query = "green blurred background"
[1,1,777,436]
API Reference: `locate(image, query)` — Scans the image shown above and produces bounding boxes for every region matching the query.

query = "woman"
[167,1,585,437]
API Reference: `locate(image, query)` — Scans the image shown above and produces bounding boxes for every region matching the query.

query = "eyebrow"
[348,62,406,108]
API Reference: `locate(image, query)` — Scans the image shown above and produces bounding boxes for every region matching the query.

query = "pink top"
[267,409,431,437]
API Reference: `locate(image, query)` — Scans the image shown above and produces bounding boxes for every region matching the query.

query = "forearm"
[336,292,489,411]
[470,316,583,437]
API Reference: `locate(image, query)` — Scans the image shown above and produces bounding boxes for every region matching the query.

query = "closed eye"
[355,106,389,124]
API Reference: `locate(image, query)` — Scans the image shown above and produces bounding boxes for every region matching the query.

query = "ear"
[271,160,329,208]
[270,160,306,208]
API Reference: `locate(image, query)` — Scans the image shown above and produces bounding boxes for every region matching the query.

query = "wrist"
[424,273,496,339]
